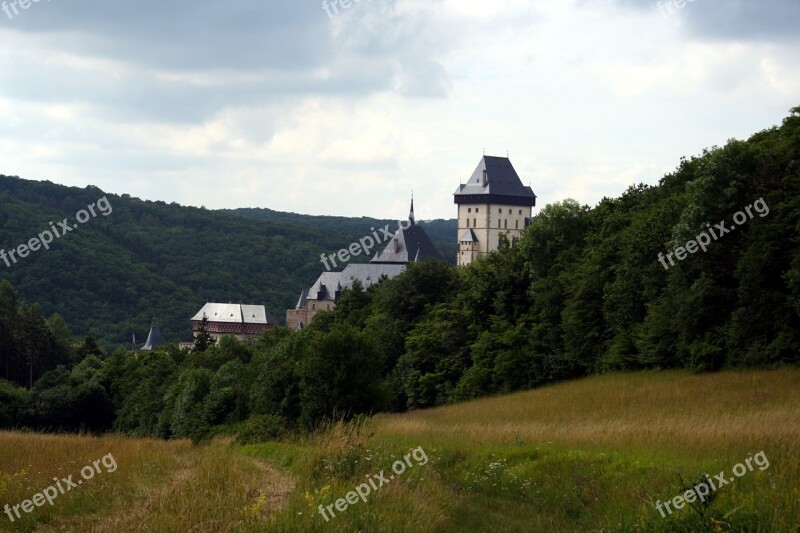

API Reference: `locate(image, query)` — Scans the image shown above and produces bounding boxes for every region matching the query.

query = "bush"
[0,379,29,428]
[690,341,725,372]
[235,415,286,445]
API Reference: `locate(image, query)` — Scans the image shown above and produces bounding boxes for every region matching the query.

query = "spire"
[408,193,415,225]
[142,322,166,351]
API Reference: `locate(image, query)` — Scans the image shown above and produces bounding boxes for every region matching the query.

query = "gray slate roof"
[191,303,276,325]
[454,156,536,206]
[371,218,444,264]
[307,263,406,302]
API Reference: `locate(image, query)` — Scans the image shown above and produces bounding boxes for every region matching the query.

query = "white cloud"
[0,0,797,221]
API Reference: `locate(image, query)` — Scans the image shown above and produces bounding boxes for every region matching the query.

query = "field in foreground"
[2,369,799,532]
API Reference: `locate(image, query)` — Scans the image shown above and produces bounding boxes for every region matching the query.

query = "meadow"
[2,369,799,532]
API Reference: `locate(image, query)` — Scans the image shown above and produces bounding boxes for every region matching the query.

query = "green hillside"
[0,177,456,347]
[230,207,459,261]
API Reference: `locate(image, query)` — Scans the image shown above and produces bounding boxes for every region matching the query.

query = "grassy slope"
[2,370,798,532]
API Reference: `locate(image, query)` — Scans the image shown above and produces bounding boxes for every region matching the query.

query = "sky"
[0,0,797,220]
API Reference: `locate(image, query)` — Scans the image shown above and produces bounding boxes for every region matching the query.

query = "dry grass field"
[2,369,799,532]
[375,369,800,453]
[0,433,293,532]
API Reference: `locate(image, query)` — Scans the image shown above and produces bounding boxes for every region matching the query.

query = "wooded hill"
[0,177,457,348]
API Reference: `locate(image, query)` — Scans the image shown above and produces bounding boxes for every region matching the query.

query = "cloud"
[0,0,797,221]
[0,0,456,123]
[610,0,800,42]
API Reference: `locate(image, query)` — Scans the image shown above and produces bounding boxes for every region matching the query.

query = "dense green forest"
[0,178,456,348]
[0,108,798,440]
[230,207,458,261]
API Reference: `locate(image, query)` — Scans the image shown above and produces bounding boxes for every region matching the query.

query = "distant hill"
[0,176,457,348]
[228,207,458,261]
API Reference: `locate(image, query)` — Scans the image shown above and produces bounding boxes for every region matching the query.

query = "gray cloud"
[1,0,454,122]
[611,0,800,42]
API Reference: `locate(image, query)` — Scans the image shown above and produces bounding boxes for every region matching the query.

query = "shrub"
[690,341,725,372]
[235,415,286,445]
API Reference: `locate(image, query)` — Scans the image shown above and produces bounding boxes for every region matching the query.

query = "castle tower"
[453,156,536,266]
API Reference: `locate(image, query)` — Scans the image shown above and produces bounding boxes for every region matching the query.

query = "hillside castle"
[151,155,536,346]
[285,155,536,329]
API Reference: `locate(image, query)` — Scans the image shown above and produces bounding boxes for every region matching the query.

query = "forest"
[0,176,456,349]
[0,107,798,441]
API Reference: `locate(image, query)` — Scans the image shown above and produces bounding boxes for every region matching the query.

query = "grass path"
[1,435,294,532]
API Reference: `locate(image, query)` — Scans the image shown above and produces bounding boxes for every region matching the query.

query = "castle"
[286,199,444,329]
[286,155,536,327]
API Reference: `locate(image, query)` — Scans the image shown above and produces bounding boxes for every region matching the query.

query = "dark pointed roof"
[454,156,536,207]
[371,205,444,264]
[142,323,166,351]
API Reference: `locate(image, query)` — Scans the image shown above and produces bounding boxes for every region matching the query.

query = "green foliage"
[192,315,215,353]
[234,414,286,445]
[689,341,725,372]
[0,379,29,428]
[297,325,388,429]
[0,180,456,349]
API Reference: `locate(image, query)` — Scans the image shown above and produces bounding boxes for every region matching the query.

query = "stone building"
[454,156,536,266]
[191,303,277,342]
[286,201,443,329]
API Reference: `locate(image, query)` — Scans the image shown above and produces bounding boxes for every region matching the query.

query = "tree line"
[0,107,797,441]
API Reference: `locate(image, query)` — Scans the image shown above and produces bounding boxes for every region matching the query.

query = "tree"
[193,314,215,353]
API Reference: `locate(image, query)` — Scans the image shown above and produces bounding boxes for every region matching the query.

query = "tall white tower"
[453,156,536,266]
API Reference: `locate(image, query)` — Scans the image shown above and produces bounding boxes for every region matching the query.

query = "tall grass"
[261,369,800,532]
[2,369,798,532]
[0,432,293,532]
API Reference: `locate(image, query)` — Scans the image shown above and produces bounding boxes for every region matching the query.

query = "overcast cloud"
[1,0,797,219]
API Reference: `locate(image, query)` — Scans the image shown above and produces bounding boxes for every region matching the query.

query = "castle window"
[519,209,523,215]
[509,209,512,214]
[466,219,470,228]
[498,208,502,214]
[468,208,472,213]
[516,220,519,229]
[473,218,476,227]
[504,219,508,229]
[476,208,479,213]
